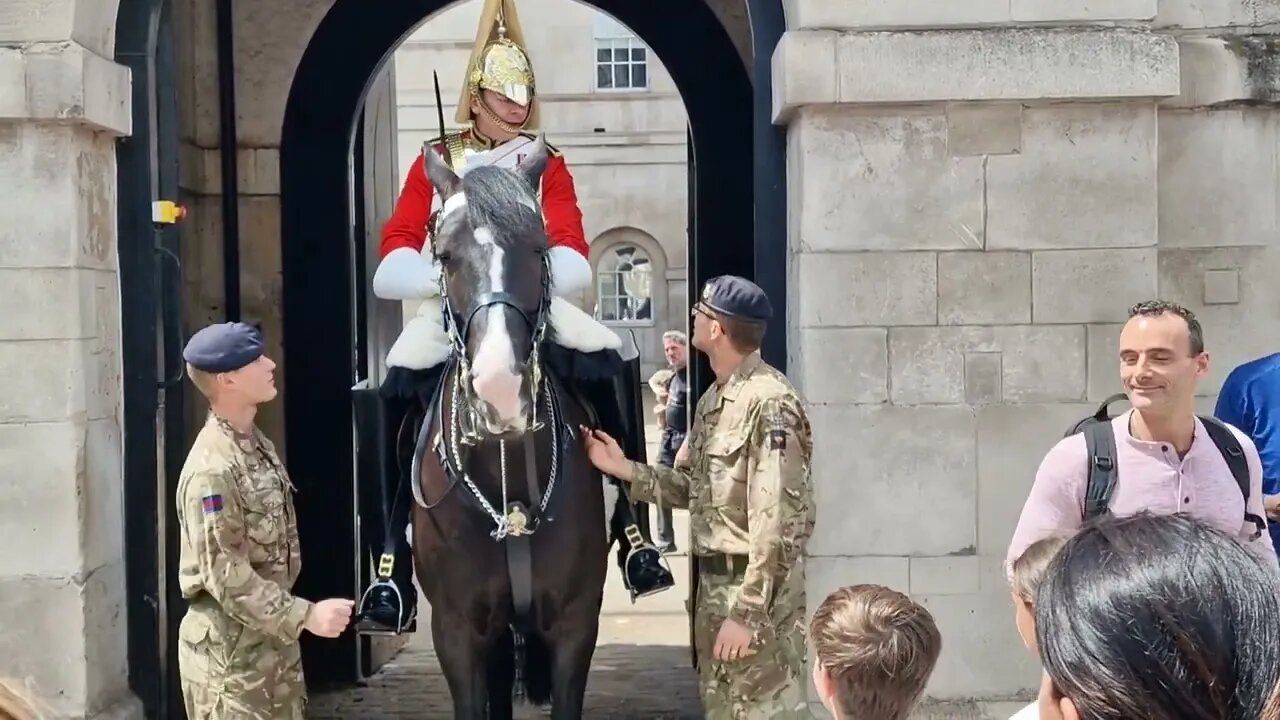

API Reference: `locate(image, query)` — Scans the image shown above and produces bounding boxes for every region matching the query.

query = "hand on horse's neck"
[211,400,257,436]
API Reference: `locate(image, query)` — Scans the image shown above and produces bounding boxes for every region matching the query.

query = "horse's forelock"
[461,167,545,249]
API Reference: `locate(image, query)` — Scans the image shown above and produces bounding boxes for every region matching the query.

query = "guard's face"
[224,355,277,404]
[1118,313,1207,416]
[689,303,723,353]
[471,89,530,138]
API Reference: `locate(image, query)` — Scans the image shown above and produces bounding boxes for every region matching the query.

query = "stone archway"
[277,0,782,688]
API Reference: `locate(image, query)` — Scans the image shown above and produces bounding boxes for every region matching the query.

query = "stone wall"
[774,1,1196,706]
[0,1,140,715]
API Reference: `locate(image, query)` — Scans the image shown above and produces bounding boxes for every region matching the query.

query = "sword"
[433,70,452,169]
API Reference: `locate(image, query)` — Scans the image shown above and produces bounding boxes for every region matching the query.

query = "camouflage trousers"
[693,557,809,719]
[177,599,307,720]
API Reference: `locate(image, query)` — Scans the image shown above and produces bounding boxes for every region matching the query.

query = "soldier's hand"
[713,617,756,662]
[581,427,631,481]
[305,598,355,638]
[674,437,691,467]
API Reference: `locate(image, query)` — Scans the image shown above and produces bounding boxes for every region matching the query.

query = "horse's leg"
[431,608,489,719]
[485,628,515,720]
[547,604,601,719]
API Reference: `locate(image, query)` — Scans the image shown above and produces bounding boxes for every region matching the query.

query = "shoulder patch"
[201,494,224,514]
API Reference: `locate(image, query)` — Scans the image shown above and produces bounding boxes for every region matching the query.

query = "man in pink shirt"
[1007,301,1277,570]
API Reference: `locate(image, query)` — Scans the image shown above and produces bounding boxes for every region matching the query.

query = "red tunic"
[380,132,589,260]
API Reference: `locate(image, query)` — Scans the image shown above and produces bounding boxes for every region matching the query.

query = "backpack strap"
[1199,415,1265,540]
[1083,421,1119,521]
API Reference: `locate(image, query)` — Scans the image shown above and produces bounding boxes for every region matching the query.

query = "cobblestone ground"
[309,507,700,719]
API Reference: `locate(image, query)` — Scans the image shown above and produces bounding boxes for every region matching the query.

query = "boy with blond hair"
[809,584,942,720]
[1008,534,1070,720]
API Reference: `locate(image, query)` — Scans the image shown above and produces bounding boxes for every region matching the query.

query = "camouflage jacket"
[630,352,815,629]
[176,413,312,642]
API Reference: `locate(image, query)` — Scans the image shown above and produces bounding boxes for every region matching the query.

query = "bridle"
[431,217,553,441]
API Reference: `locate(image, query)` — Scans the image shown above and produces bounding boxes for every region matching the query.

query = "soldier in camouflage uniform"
[175,322,354,719]
[584,276,816,719]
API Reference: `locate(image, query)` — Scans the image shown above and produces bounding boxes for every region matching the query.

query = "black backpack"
[1066,393,1264,537]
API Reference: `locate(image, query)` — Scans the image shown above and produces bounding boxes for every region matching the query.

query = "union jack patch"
[202,494,224,514]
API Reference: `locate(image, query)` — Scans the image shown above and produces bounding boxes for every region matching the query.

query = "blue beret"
[699,275,773,322]
[183,322,264,372]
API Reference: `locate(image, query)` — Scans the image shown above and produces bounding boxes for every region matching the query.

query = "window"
[593,14,648,91]
[596,244,653,323]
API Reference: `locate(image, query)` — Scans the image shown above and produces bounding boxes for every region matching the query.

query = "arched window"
[596,243,653,323]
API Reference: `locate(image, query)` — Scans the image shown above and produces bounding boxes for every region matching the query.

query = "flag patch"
[202,494,224,514]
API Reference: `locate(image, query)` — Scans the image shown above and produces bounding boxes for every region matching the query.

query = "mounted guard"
[356,0,671,636]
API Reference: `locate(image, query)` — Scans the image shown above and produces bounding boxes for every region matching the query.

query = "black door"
[117,0,188,716]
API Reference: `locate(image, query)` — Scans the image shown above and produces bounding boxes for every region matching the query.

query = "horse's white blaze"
[470,227,523,424]
[441,191,467,218]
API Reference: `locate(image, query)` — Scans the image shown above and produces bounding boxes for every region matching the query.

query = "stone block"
[82,418,124,575]
[234,0,334,145]
[82,560,131,711]
[783,0,1010,29]
[0,268,96,340]
[938,252,1032,325]
[795,251,937,327]
[1032,248,1157,323]
[0,575,89,714]
[988,105,1158,251]
[1011,0,1157,21]
[889,326,1086,405]
[807,557,911,602]
[23,42,130,135]
[835,29,1179,106]
[1158,110,1277,248]
[0,340,90,423]
[0,422,85,577]
[976,403,1098,554]
[916,591,1041,698]
[794,328,888,404]
[808,404,976,557]
[1086,324,1126,401]
[965,352,1003,405]
[788,111,984,251]
[1156,0,1280,28]
[1159,246,1280,395]
[910,556,981,596]
[1166,38,1251,108]
[0,0,73,43]
[947,104,1022,157]
[1203,269,1240,305]
[771,32,837,124]
[0,48,26,118]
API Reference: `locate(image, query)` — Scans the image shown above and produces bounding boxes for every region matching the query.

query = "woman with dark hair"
[1035,512,1280,720]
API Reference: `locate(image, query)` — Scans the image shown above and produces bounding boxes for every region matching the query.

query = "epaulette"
[520,131,562,157]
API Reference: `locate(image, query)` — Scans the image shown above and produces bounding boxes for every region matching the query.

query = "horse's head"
[424,138,551,438]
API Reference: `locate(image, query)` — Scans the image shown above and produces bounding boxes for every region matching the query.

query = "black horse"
[404,140,614,718]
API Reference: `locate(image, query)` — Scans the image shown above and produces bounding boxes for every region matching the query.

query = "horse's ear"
[516,134,550,190]
[424,146,462,200]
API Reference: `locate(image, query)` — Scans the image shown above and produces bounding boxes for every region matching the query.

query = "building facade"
[393,0,690,378]
[0,0,1277,717]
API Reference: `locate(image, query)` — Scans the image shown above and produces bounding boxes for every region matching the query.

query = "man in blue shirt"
[1215,352,1280,551]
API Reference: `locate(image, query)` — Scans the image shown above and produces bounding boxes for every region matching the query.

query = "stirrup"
[355,554,418,636]
[621,524,675,603]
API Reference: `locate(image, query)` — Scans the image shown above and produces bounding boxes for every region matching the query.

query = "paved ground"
[309,504,701,719]
[310,399,703,718]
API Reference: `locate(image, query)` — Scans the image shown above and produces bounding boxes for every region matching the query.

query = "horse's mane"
[461,166,546,249]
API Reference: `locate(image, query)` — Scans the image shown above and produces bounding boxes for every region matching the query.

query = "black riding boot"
[354,389,420,635]
[584,355,675,601]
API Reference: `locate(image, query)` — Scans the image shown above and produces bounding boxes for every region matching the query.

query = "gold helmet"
[455,0,539,130]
